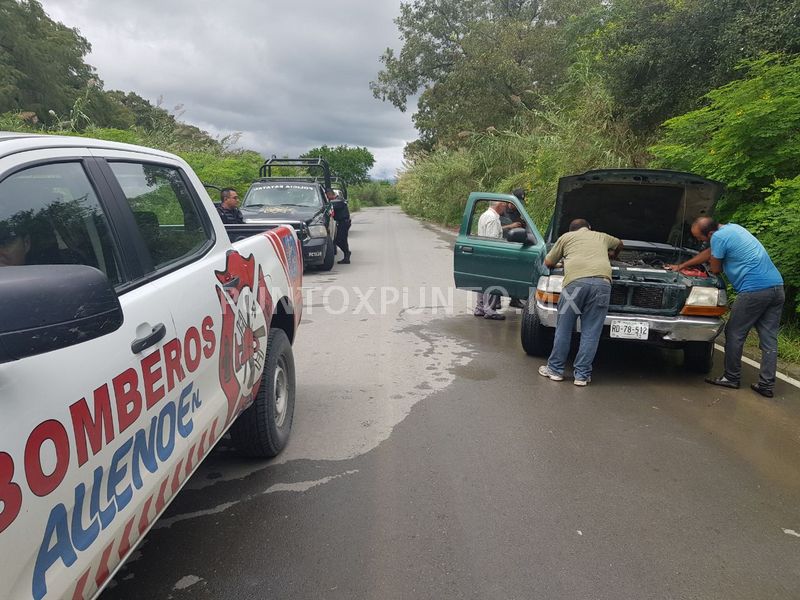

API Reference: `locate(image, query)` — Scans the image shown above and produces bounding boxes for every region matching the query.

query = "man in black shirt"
[326,188,351,264]
[217,188,244,224]
[504,187,527,308]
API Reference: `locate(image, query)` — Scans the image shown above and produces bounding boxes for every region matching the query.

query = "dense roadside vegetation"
[374,0,800,331]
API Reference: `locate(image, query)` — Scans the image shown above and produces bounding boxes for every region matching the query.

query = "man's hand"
[664,264,682,272]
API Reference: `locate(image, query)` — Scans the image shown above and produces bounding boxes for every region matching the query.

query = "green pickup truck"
[453,169,729,373]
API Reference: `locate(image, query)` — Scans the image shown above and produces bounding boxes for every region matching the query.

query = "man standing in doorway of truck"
[474,201,508,320]
[326,188,351,264]
[667,217,784,397]
[539,218,623,386]
[503,188,527,309]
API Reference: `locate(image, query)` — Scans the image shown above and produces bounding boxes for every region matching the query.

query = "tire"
[230,328,295,458]
[320,237,335,271]
[521,294,553,357]
[683,341,714,374]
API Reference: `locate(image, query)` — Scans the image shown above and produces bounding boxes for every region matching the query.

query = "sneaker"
[750,383,774,398]
[484,313,506,320]
[538,365,564,381]
[704,375,740,389]
[473,309,485,317]
[509,298,525,309]
[573,377,591,387]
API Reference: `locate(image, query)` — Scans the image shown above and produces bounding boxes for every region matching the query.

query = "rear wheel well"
[271,297,295,343]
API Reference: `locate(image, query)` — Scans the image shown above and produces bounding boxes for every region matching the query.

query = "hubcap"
[273,358,288,428]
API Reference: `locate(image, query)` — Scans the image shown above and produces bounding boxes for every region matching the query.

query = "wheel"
[320,237,335,271]
[521,294,553,357]
[683,341,714,374]
[230,328,295,458]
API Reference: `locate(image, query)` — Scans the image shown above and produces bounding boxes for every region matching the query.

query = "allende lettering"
[32,384,202,600]
[0,316,216,548]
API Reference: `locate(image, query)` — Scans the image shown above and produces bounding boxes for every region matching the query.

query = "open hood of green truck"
[547,169,724,248]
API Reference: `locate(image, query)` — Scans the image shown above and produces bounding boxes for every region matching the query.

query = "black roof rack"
[259,157,331,190]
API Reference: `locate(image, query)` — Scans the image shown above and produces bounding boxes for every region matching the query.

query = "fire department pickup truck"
[0,133,303,600]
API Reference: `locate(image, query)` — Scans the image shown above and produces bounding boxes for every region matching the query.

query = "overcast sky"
[39,0,416,179]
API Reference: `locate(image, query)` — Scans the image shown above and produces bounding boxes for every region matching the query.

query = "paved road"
[103,207,800,600]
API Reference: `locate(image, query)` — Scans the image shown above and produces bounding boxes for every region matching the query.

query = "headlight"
[308,225,328,238]
[685,287,720,306]
[535,275,563,304]
[681,286,728,316]
[536,275,563,294]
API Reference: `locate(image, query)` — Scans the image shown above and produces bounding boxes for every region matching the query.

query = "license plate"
[610,320,649,340]
[307,251,322,258]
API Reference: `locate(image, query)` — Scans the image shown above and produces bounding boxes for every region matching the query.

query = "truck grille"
[610,284,664,310]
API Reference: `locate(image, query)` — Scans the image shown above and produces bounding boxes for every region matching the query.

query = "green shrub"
[351,181,399,207]
[730,176,800,317]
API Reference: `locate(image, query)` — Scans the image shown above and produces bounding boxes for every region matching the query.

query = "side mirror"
[0,265,123,363]
[507,227,536,245]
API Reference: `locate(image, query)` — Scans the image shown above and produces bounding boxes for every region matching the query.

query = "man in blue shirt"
[669,217,784,397]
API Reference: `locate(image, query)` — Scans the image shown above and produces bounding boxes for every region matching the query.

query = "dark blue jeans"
[724,285,785,389]
[547,277,611,381]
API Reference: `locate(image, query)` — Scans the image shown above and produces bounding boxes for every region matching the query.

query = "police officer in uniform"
[217,188,244,224]
[326,188,351,264]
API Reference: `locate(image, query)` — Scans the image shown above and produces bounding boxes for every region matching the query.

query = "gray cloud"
[40,0,415,179]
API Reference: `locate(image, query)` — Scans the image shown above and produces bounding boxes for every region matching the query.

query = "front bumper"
[302,236,328,266]
[535,300,723,343]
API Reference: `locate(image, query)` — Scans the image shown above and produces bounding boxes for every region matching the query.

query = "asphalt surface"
[103,206,800,600]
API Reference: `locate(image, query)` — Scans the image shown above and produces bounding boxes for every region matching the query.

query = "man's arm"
[665,247,711,272]
[607,237,623,259]
[544,238,563,268]
[708,255,723,274]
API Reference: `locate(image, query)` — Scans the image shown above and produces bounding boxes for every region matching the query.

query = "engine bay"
[611,248,708,275]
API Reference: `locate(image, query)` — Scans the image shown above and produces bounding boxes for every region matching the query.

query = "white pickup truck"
[0,133,303,600]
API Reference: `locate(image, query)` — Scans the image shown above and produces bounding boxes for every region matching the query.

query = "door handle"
[131,323,167,354]
[461,246,473,254]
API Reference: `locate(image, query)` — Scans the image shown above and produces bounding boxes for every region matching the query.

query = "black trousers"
[335,219,351,254]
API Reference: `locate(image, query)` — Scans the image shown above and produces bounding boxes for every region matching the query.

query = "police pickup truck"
[454,169,728,373]
[241,157,337,271]
[0,133,303,600]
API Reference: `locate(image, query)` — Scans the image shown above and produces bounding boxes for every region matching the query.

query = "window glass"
[109,162,210,270]
[0,162,122,284]
[468,199,521,240]
[243,183,321,208]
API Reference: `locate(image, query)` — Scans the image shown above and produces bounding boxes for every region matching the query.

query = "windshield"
[243,184,321,208]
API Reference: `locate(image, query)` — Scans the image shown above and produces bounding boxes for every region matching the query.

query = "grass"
[744,322,800,364]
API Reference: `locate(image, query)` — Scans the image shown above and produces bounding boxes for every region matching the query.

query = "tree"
[371,0,604,145]
[650,54,800,315]
[0,0,97,119]
[592,0,800,132]
[301,145,376,185]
